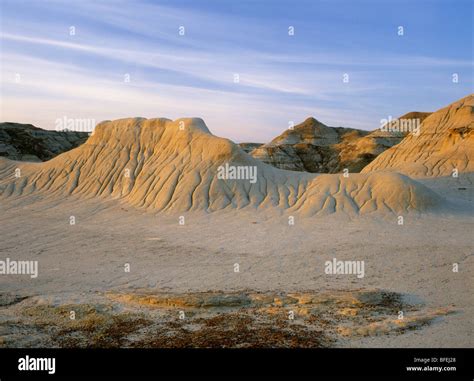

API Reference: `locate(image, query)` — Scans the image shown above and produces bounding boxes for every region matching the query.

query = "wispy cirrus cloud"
[1,0,472,141]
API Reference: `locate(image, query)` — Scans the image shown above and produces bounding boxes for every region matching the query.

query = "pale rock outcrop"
[0,117,442,215]
[362,95,474,178]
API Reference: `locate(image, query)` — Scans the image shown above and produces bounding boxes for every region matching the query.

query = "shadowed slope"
[0,117,442,215]
[249,115,421,173]
[250,117,368,172]
[0,122,89,162]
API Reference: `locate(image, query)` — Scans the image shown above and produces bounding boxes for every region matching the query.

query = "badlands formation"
[0,122,88,162]
[363,95,474,178]
[0,117,442,215]
[249,114,429,173]
[250,117,370,173]
[0,94,473,348]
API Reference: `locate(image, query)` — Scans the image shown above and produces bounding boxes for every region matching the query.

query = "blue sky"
[0,0,472,142]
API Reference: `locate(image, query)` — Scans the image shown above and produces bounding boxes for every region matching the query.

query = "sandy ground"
[0,179,472,348]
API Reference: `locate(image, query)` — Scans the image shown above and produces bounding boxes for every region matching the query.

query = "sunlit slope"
[0,117,442,215]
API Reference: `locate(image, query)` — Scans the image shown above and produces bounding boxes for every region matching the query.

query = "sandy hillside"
[0,117,441,215]
[363,94,474,177]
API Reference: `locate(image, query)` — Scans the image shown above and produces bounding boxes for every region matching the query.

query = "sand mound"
[0,117,441,215]
[362,95,474,178]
